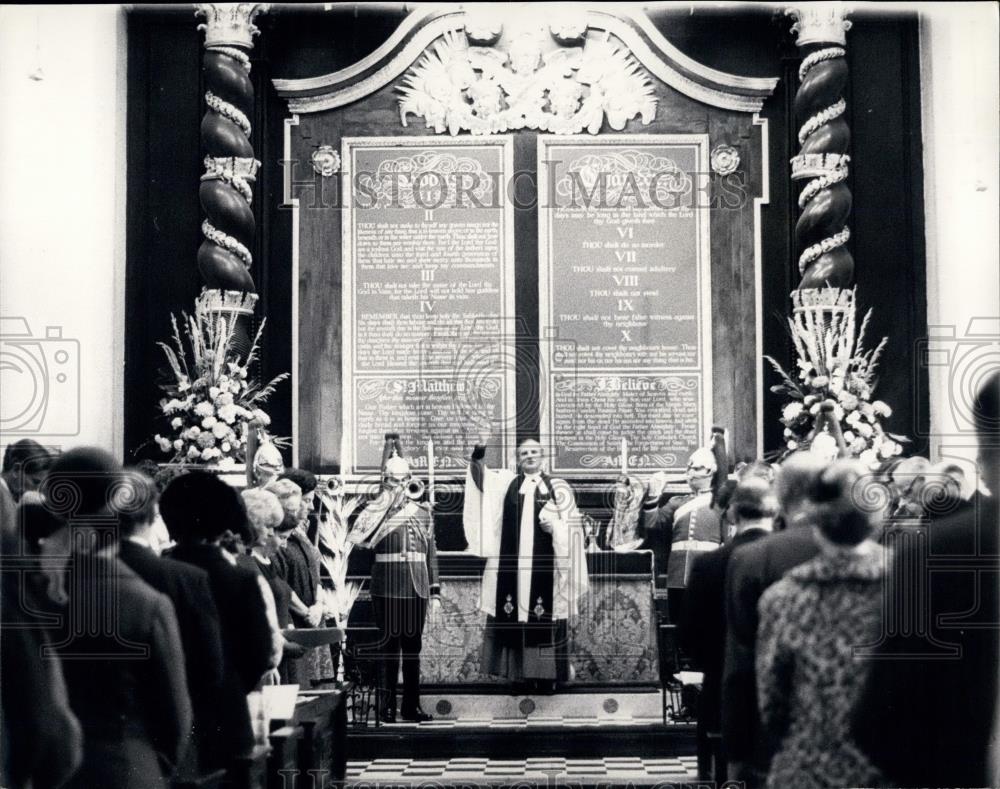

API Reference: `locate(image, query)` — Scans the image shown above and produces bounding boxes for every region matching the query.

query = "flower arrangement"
[765,288,906,466]
[153,310,288,470]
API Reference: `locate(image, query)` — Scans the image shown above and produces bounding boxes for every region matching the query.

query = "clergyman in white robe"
[463,441,588,684]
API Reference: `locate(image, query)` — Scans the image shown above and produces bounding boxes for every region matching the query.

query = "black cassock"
[468,448,570,681]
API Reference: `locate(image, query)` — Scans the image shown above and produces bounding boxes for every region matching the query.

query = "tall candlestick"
[620,437,628,476]
[340,430,349,486]
[427,437,436,506]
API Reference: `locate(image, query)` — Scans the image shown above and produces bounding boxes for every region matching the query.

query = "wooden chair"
[266,725,302,789]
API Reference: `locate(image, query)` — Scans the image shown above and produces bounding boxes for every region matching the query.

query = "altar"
[347,550,659,687]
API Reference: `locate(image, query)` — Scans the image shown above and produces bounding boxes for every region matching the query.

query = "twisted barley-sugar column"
[194,4,268,354]
[789,5,854,291]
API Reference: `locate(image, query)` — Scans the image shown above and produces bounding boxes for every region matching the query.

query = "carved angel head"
[548,78,583,119]
[468,76,504,118]
[508,33,542,75]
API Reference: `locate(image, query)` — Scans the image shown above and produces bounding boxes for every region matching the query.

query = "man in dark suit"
[114,470,227,774]
[852,373,1000,787]
[160,471,282,771]
[40,448,191,789]
[721,452,827,787]
[352,451,440,723]
[681,477,779,781]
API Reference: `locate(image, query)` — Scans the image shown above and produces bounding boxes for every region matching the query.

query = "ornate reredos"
[272,4,778,119]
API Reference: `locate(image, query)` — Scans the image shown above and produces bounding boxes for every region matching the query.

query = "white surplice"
[463,464,589,622]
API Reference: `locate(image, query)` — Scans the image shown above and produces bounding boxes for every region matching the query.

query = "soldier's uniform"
[362,495,440,720]
[638,451,723,624]
[655,490,722,589]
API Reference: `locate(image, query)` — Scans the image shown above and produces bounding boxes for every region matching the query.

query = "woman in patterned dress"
[756,460,886,789]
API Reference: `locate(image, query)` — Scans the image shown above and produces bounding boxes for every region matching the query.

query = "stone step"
[419,689,664,720]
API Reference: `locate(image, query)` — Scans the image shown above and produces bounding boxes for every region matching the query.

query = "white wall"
[919,3,1000,475]
[0,5,127,458]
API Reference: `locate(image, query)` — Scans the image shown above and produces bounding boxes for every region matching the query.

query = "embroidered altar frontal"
[350,551,658,686]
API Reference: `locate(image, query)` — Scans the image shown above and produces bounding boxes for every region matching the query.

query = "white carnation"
[201,416,217,429]
[194,401,214,417]
[782,402,803,421]
[170,416,183,429]
[879,440,899,458]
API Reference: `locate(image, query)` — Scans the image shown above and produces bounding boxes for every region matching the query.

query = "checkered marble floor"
[346,756,699,785]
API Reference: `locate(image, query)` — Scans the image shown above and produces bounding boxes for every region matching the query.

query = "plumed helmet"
[253,442,284,474]
[687,447,718,475]
[384,452,411,478]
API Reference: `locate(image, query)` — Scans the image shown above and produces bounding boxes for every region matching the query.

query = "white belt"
[672,539,718,552]
[375,551,426,563]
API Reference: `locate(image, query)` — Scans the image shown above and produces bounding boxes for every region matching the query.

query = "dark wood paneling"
[124,12,205,462]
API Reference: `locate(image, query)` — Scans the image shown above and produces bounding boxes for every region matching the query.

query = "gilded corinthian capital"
[787,3,852,47]
[195,3,269,50]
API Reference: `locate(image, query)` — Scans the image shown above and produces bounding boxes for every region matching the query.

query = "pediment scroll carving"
[397,15,658,136]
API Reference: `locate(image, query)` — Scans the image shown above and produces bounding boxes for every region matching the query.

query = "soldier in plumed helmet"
[351,434,440,723]
[639,440,726,624]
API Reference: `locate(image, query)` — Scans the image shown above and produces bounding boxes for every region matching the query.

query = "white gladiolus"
[873,400,893,417]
